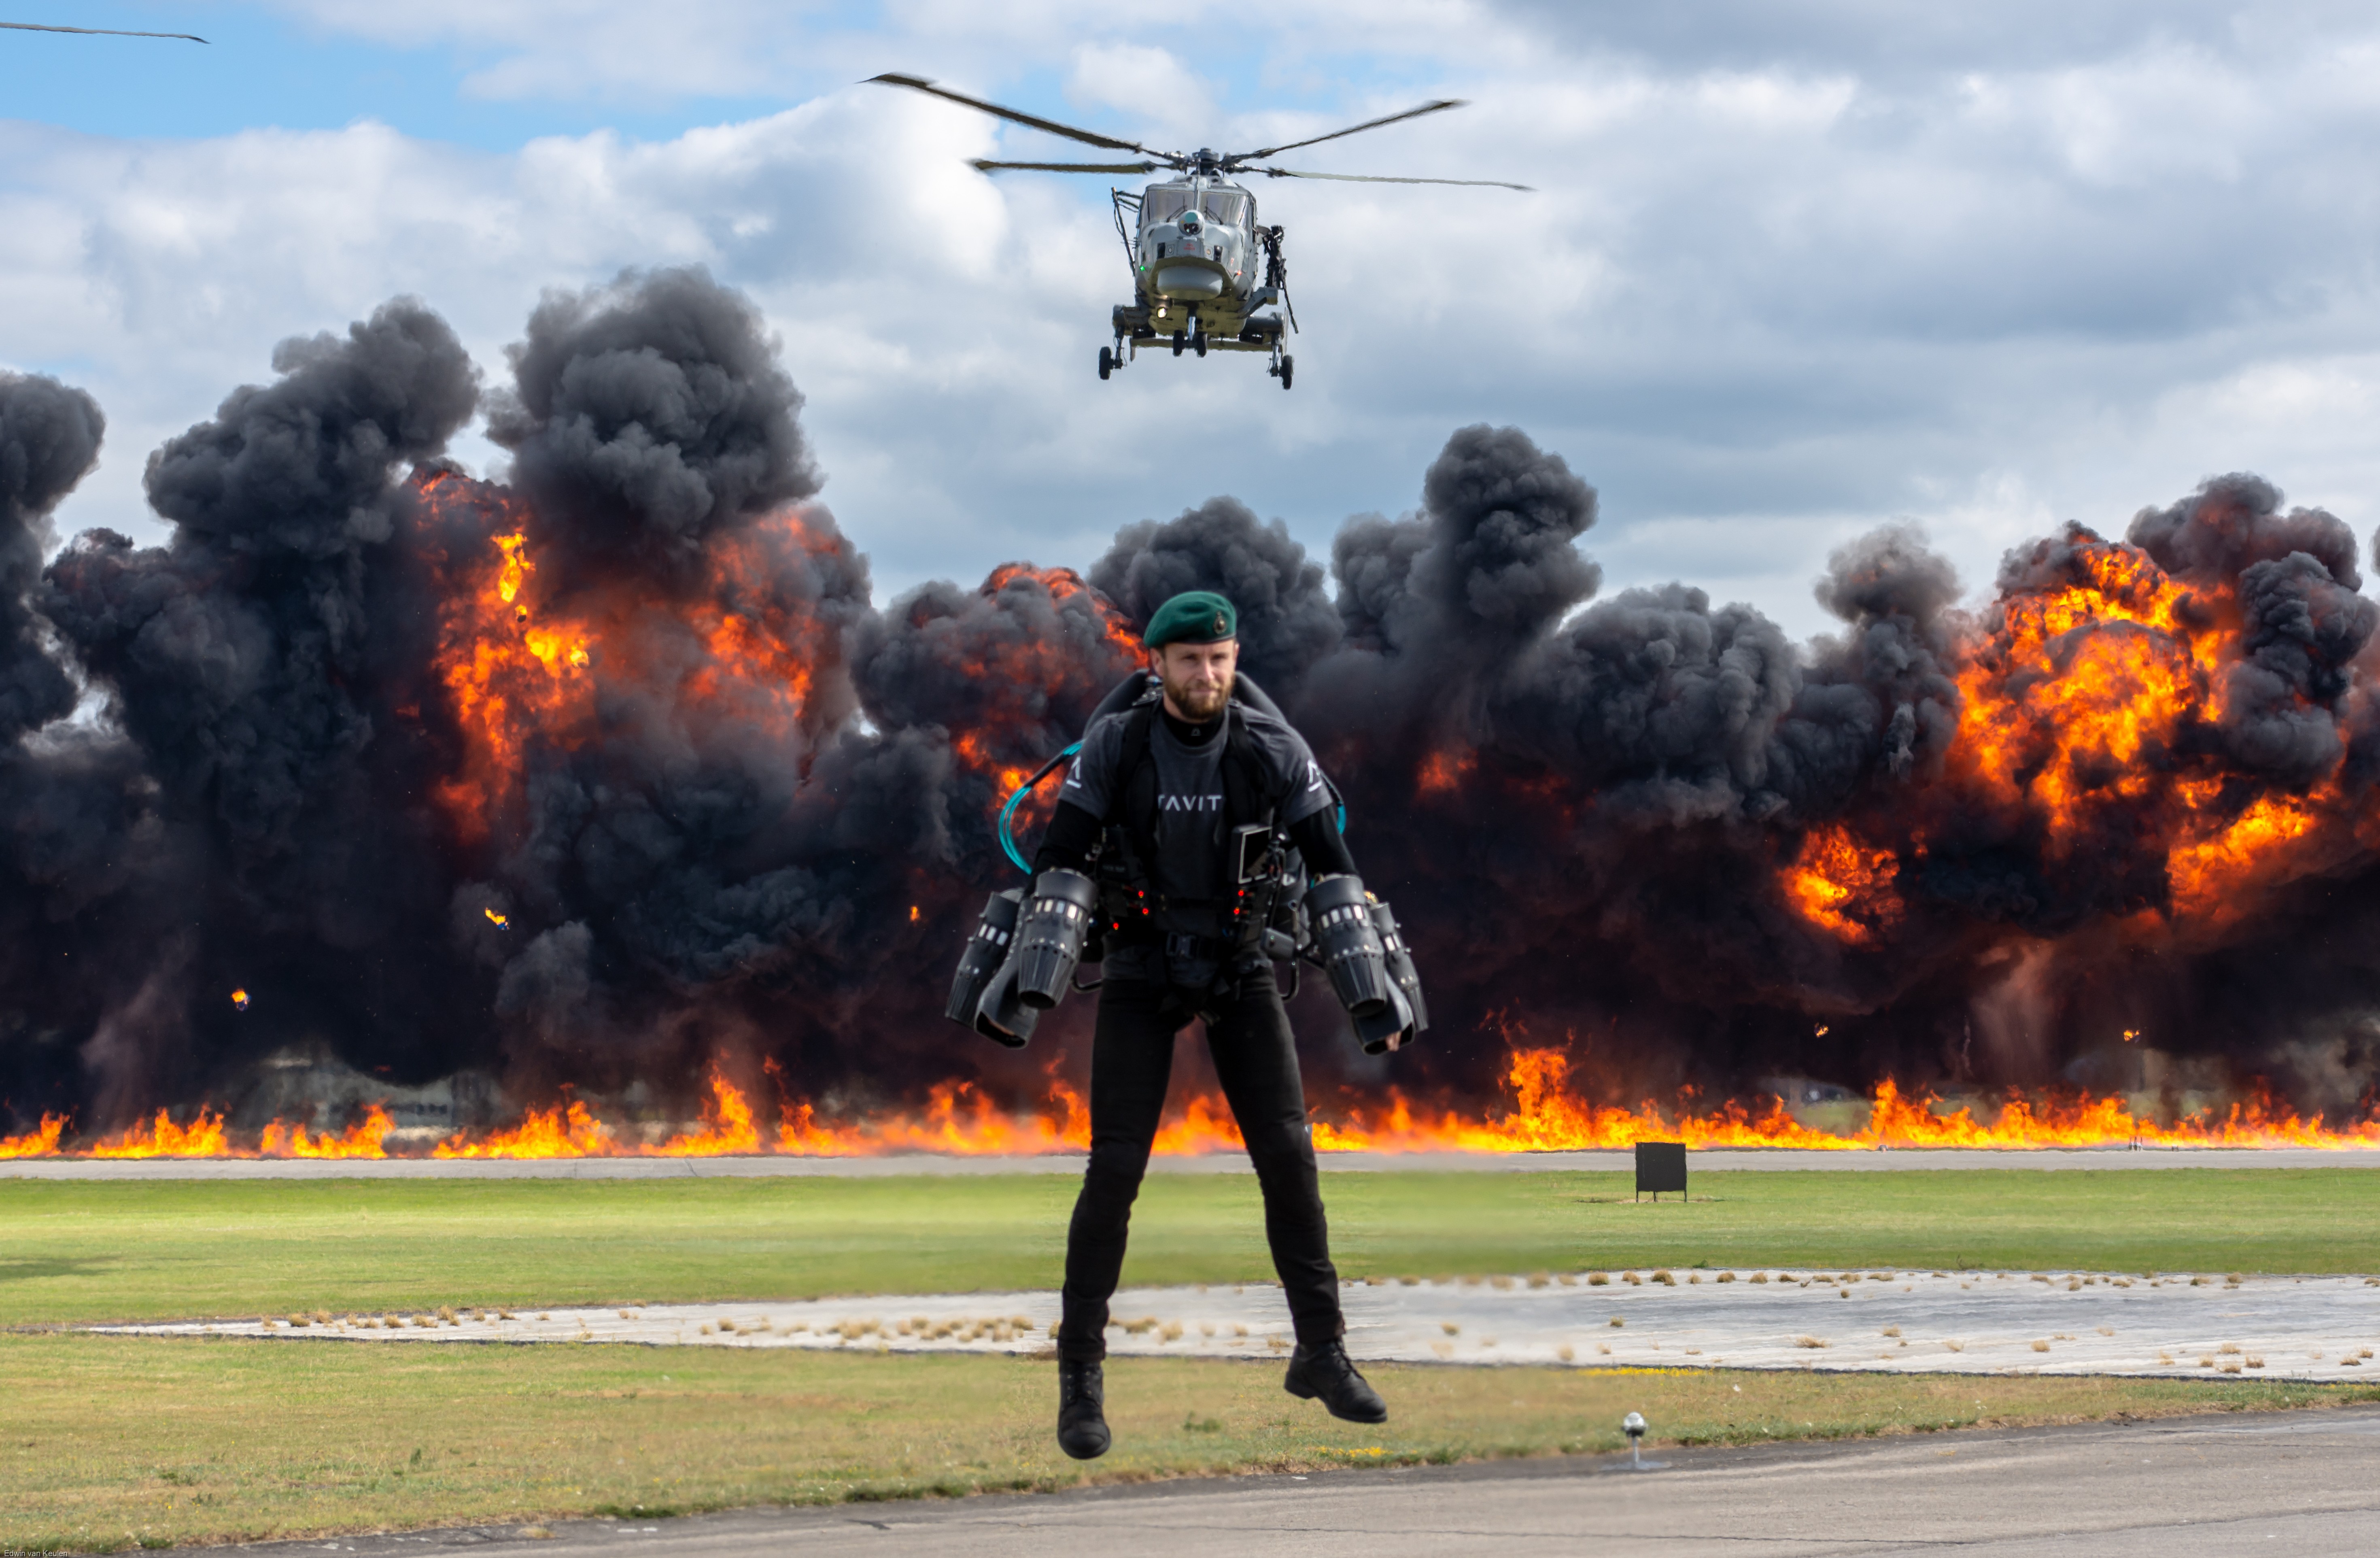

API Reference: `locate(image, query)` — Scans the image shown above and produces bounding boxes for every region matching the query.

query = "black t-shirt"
[1061,700,1332,928]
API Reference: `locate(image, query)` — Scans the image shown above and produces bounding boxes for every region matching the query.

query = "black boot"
[1283,1341,1388,1424]
[1056,1357,1111,1460]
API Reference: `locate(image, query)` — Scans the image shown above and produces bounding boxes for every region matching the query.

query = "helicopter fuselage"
[1106,169,1289,376]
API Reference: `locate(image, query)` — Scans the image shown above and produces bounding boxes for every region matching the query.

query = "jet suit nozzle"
[1310,874,1428,1054]
[1309,874,1393,1018]
[972,869,1100,1046]
[1363,898,1429,1053]
[1013,868,1098,1009]
[947,888,1023,1031]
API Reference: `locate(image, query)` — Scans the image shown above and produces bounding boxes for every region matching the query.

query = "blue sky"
[0,3,1422,149]
[8,1,2380,638]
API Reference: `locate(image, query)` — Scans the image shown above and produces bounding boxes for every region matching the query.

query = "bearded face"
[1154,639,1240,722]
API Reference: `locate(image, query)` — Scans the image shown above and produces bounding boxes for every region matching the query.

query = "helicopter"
[869,74,1528,389]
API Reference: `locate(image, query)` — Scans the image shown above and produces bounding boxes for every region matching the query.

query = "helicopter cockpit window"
[1142,189,1191,225]
[1202,191,1248,227]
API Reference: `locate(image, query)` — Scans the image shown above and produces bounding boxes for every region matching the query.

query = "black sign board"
[1635,1141,1687,1201]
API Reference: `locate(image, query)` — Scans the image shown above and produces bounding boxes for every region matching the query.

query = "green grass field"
[5,1167,2375,1326]
[9,1333,2371,1554]
[8,1166,2378,1552]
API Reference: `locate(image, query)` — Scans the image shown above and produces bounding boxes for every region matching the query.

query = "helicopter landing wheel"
[1278,354,1294,391]
[1171,330,1186,357]
[1193,328,1207,358]
[1098,346,1114,381]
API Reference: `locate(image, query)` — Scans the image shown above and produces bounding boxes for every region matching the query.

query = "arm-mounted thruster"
[947,888,1024,1039]
[970,869,1099,1047]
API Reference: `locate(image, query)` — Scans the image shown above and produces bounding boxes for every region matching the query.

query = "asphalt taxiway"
[197,1405,2380,1557]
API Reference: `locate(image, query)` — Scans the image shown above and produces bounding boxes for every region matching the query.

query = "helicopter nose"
[1152,262,1225,301]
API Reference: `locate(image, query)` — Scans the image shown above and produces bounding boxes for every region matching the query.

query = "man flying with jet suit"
[1012,590,1406,1460]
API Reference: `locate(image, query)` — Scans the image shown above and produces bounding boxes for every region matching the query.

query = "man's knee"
[1246,1139,1325,1211]
[1241,1119,1318,1171]
[1076,1141,1153,1214]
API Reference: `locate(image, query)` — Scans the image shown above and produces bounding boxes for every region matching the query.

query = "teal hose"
[998,744,1079,874]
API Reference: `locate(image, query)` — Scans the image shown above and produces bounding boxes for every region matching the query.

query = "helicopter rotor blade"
[0,20,207,41]
[1226,100,1466,164]
[869,73,1172,159]
[1249,166,1533,191]
[971,159,1166,175]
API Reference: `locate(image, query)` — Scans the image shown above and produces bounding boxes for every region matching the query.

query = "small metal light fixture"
[1620,1410,1665,1471]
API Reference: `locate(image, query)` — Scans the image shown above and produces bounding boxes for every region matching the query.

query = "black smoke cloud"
[490,270,821,594]
[4,271,2380,1136]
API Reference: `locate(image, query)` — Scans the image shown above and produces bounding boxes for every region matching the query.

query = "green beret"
[1143,590,1238,649]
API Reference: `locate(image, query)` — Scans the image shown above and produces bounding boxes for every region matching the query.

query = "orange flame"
[647,1070,760,1156]
[88,1106,230,1158]
[0,1114,66,1158]
[431,1099,618,1159]
[1780,529,2360,937]
[2166,790,2325,921]
[418,484,845,846]
[776,1078,1090,1156]
[259,1105,396,1159]
[1416,749,1476,796]
[17,1043,2380,1159]
[1301,1049,2380,1152]
[1783,825,1903,942]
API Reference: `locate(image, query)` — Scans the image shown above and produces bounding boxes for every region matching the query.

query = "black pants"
[1057,963,1344,1362]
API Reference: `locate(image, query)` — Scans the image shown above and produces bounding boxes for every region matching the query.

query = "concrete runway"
[208,1405,2380,1556]
[13,1146,2380,1179]
[106,1269,2380,1382]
